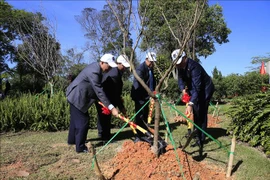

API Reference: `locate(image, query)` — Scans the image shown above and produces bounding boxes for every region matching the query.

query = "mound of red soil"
[102,141,226,180]
[100,115,227,180]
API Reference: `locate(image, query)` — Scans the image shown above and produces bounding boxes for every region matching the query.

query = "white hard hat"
[100,54,117,67]
[171,49,186,64]
[116,55,130,67]
[146,52,157,62]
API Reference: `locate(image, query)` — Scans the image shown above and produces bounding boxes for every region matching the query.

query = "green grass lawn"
[1,104,270,179]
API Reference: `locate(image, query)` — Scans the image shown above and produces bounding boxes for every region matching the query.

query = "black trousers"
[134,101,149,137]
[193,100,210,144]
[68,103,89,152]
[95,102,112,139]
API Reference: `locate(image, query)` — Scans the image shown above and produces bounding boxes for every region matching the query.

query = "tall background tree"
[212,66,225,101]
[13,12,63,95]
[0,1,36,91]
[139,0,231,81]
[250,53,270,70]
[75,2,133,59]
[1,1,65,95]
[140,0,231,61]
[62,48,88,81]
[75,1,136,80]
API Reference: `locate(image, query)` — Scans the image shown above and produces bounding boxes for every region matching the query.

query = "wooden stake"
[212,102,219,118]
[174,104,178,116]
[226,135,236,178]
[87,142,106,180]
[216,107,220,123]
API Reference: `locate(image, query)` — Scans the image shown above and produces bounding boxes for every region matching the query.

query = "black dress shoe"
[77,146,89,153]
[99,133,113,141]
[82,149,89,153]
[77,149,89,153]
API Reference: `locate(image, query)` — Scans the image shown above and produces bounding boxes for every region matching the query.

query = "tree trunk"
[152,99,161,156]
[192,30,196,60]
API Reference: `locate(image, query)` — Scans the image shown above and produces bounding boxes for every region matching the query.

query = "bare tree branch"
[14,13,62,95]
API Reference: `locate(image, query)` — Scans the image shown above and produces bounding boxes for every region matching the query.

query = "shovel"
[98,101,167,154]
[147,97,155,124]
[179,129,198,150]
[118,114,167,155]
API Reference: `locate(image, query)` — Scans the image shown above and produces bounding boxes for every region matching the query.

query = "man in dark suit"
[96,55,130,140]
[171,49,215,150]
[131,52,157,142]
[66,53,119,153]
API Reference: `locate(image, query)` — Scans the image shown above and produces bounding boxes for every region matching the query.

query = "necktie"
[149,69,154,91]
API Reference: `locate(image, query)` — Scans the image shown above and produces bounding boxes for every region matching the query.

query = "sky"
[6,0,270,77]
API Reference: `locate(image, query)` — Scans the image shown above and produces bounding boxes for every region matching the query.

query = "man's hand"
[182,89,186,95]
[174,116,187,124]
[111,107,119,117]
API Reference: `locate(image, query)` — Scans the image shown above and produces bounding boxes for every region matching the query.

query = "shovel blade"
[140,136,167,155]
[182,129,198,150]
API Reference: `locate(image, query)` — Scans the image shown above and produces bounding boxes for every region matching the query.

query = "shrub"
[0,92,70,132]
[0,92,135,132]
[226,91,270,157]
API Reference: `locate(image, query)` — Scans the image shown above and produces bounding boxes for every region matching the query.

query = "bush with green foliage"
[0,91,135,132]
[122,80,132,96]
[0,92,70,132]
[226,91,270,157]
[212,67,226,101]
[223,72,268,98]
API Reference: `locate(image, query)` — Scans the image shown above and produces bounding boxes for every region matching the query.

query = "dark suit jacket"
[66,62,111,113]
[177,58,215,105]
[131,62,156,104]
[101,67,124,110]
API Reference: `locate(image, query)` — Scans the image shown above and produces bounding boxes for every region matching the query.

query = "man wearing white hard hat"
[95,54,131,141]
[131,51,157,142]
[171,49,215,155]
[66,53,119,153]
